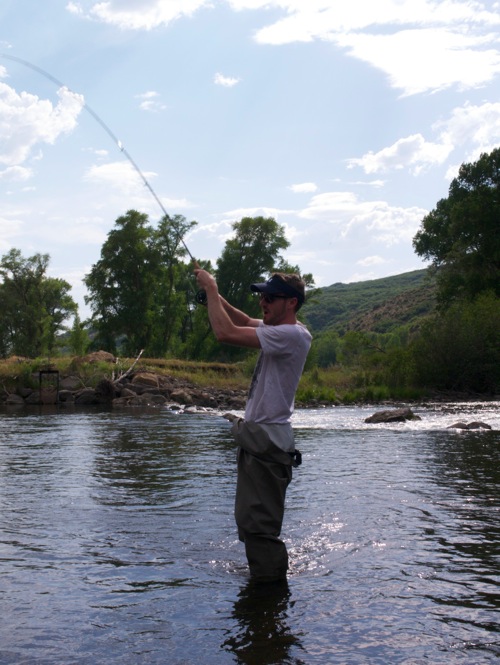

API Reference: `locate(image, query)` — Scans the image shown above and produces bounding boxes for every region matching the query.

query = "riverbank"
[0,352,496,410]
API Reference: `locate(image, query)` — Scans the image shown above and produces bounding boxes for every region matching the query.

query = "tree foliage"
[84,212,315,359]
[215,216,291,316]
[0,249,76,357]
[409,291,500,393]
[84,210,197,356]
[413,148,500,305]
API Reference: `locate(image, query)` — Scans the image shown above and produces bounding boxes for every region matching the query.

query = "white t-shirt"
[244,321,312,427]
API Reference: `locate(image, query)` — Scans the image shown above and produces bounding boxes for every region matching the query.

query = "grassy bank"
[0,355,430,405]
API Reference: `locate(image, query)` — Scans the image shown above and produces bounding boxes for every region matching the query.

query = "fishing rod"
[1,53,208,304]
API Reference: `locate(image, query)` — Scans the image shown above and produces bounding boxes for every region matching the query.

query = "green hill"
[303,269,436,336]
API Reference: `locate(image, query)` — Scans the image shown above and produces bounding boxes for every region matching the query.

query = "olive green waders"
[232,420,300,581]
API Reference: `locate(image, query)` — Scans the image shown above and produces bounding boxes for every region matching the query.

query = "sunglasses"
[258,293,290,304]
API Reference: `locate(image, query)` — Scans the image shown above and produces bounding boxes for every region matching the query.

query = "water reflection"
[223,580,304,665]
[419,430,500,659]
[1,406,499,664]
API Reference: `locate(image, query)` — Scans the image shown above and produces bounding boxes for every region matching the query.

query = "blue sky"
[2,1,500,319]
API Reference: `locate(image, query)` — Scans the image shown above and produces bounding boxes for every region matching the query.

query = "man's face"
[259,294,293,325]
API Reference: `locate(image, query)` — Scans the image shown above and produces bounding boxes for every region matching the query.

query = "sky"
[1,0,500,320]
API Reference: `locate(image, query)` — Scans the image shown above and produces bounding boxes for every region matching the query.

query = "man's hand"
[194,267,218,295]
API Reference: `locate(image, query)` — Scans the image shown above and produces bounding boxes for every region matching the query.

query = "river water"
[0,402,499,664]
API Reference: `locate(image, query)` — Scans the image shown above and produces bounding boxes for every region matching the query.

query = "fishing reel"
[195,289,208,306]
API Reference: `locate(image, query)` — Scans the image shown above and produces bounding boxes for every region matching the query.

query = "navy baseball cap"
[250,275,304,304]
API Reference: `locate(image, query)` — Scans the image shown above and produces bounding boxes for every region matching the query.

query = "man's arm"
[195,269,261,348]
[220,296,260,328]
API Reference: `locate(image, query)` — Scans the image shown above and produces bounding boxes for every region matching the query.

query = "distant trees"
[215,215,314,315]
[216,216,291,316]
[0,249,76,357]
[83,212,310,360]
[411,148,500,393]
[84,210,197,357]
[413,148,500,305]
[4,142,498,397]
[409,292,500,393]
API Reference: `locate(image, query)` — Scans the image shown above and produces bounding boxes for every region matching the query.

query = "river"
[0,402,499,664]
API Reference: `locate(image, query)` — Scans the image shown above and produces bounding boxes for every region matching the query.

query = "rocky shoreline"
[1,369,248,413]
[1,353,497,420]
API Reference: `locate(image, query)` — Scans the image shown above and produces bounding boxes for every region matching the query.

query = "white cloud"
[249,1,500,95]
[0,83,84,167]
[66,2,500,94]
[0,165,33,181]
[135,91,167,112]
[214,72,241,87]
[335,28,500,96]
[0,214,23,250]
[357,255,386,267]
[67,0,212,30]
[298,190,427,245]
[349,101,500,176]
[84,160,152,192]
[82,161,195,215]
[288,182,318,193]
[435,100,500,152]
[348,134,453,175]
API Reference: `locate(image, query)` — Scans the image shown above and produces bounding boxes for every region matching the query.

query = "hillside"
[303,269,437,336]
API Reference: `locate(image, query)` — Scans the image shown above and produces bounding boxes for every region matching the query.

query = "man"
[194,268,312,582]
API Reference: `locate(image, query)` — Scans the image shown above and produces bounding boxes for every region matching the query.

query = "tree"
[312,330,340,368]
[215,216,291,316]
[147,214,198,356]
[84,210,198,356]
[68,313,90,356]
[0,249,76,357]
[409,291,500,393]
[84,210,155,355]
[413,148,500,305]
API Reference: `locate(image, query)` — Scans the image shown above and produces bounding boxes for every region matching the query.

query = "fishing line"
[1,52,198,264]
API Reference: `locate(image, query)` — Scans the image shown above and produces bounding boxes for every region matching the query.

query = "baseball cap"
[250,274,304,304]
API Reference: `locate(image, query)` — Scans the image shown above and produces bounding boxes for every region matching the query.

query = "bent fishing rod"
[1,53,208,304]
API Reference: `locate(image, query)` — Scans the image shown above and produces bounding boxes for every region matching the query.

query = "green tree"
[413,148,500,305]
[0,249,76,357]
[312,330,340,368]
[409,291,500,393]
[84,210,198,356]
[68,313,90,356]
[147,214,198,356]
[215,216,291,316]
[84,210,154,355]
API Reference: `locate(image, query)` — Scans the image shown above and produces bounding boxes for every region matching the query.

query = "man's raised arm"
[194,268,261,348]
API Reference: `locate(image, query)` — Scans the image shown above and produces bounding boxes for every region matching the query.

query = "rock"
[119,387,137,398]
[228,395,246,409]
[170,389,194,405]
[131,372,159,388]
[17,387,33,398]
[58,390,75,403]
[25,391,43,405]
[448,421,492,430]
[95,378,117,401]
[82,351,116,364]
[112,397,131,408]
[4,394,25,405]
[365,407,421,424]
[60,376,83,391]
[74,388,99,405]
[467,421,492,430]
[141,392,167,405]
